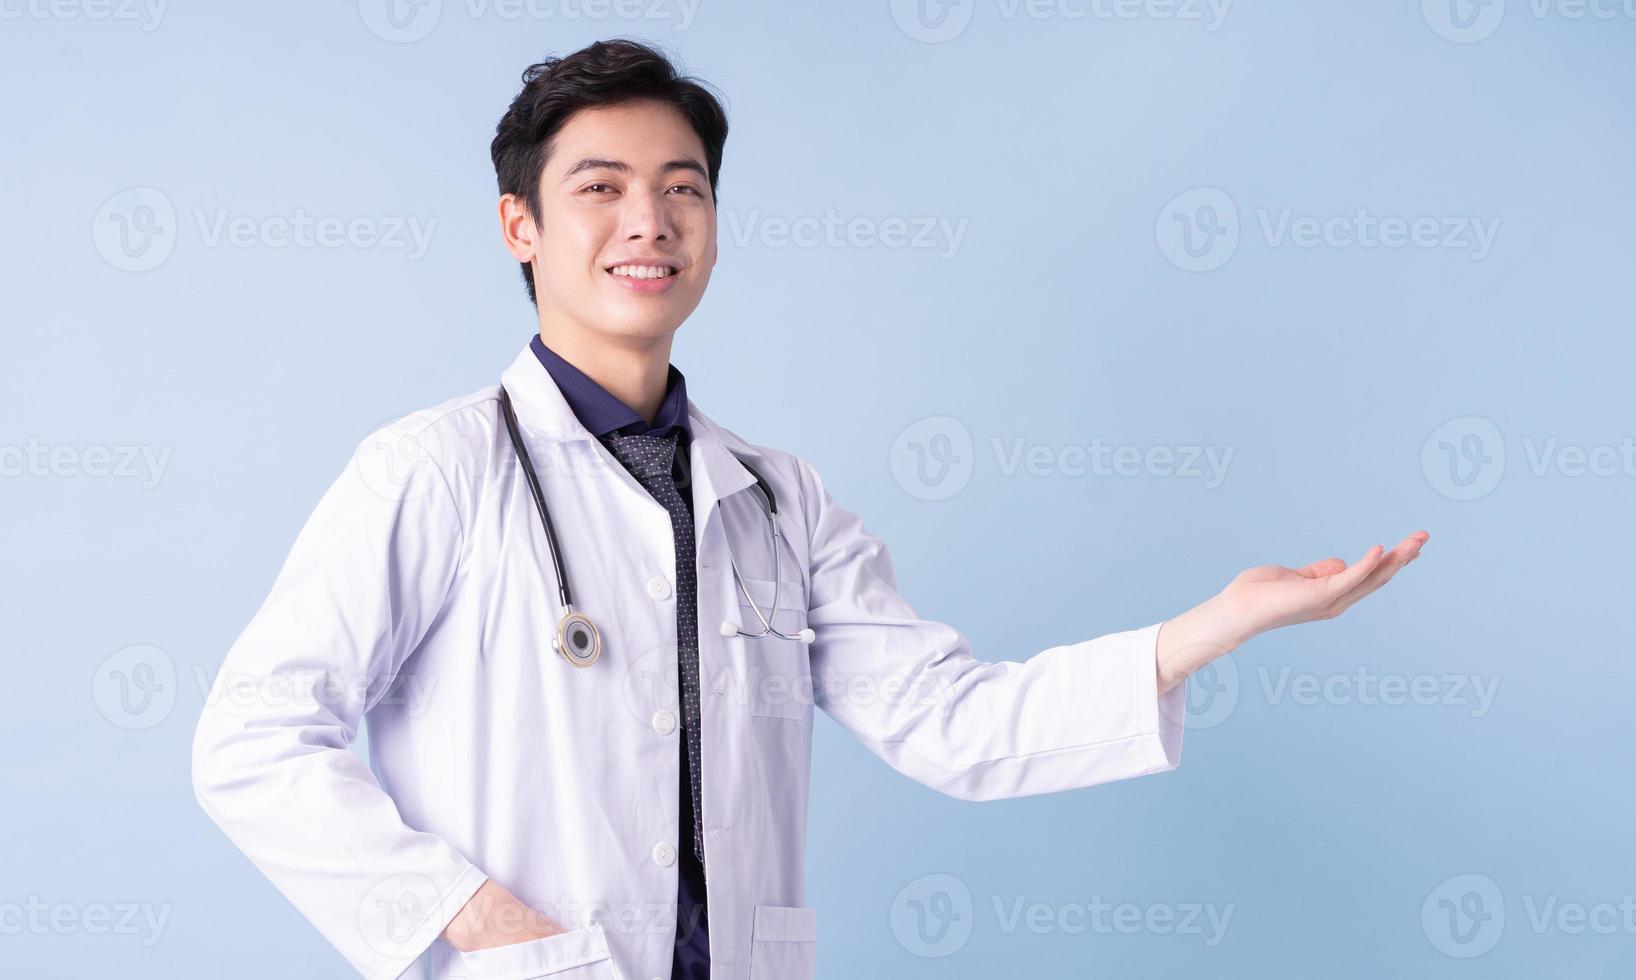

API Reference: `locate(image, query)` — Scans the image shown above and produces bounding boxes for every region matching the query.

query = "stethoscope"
[500,386,815,669]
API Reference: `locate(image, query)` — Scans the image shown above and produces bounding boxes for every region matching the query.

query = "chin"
[604,298,699,338]
[594,308,687,344]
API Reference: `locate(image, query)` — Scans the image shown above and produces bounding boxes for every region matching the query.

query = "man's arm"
[795,458,1185,801]
[191,416,491,979]
[793,457,1427,801]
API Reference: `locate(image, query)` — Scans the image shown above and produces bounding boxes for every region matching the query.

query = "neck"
[537,319,673,426]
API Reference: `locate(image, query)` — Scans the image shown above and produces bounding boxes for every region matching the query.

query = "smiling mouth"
[605,264,679,280]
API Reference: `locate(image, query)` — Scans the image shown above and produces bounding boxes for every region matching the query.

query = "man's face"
[504,98,717,346]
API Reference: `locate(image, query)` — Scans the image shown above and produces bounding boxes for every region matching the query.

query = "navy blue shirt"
[529,335,711,979]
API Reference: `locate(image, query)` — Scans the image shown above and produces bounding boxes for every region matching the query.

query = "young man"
[192,38,1427,980]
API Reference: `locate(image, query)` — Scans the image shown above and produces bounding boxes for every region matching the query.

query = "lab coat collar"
[498,342,760,510]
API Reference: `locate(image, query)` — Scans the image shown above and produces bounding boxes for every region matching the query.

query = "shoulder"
[347,383,506,510]
[372,382,510,455]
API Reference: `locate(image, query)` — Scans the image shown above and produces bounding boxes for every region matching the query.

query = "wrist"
[1156,592,1251,694]
[443,883,516,953]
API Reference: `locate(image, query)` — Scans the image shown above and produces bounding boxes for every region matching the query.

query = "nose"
[619,187,677,245]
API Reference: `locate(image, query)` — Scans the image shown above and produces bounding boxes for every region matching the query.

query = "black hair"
[490,38,729,307]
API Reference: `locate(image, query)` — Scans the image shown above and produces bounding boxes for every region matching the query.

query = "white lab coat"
[191,342,1187,980]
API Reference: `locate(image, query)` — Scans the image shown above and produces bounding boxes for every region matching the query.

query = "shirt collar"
[529,334,692,441]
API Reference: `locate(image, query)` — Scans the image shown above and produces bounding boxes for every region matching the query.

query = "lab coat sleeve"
[796,458,1186,801]
[191,416,488,980]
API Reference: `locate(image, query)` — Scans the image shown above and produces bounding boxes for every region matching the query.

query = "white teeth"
[609,264,675,279]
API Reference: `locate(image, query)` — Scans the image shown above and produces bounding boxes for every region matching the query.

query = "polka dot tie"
[602,429,706,868]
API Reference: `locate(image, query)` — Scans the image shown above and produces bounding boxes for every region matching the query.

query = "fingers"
[1329,532,1427,614]
[1322,544,1385,599]
[1297,557,1348,579]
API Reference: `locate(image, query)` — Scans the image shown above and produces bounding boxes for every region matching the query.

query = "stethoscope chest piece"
[554,611,603,668]
[500,382,804,668]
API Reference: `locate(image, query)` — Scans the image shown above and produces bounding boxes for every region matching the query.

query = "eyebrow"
[561,157,709,182]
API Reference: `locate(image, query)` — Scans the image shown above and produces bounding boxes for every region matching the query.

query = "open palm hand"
[1222,530,1429,637]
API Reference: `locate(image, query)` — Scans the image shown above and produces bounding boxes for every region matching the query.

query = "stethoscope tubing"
[500,386,575,611]
[500,384,810,653]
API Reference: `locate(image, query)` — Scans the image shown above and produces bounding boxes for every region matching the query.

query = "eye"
[583,183,616,194]
[669,184,704,197]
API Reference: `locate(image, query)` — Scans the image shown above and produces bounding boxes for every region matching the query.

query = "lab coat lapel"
[685,405,759,521]
[497,342,760,523]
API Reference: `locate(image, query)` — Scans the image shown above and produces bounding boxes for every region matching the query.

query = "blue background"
[3,1,1632,976]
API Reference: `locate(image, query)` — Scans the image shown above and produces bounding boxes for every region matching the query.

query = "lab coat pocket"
[734,577,812,722]
[453,923,618,980]
[749,904,817,980]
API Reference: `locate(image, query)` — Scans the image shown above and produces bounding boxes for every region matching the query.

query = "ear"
[498,193,536,262]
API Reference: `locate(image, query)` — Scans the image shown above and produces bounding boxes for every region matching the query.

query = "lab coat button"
[652,841,676,867]
[647,576,672,600]
[652,709,677,735]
